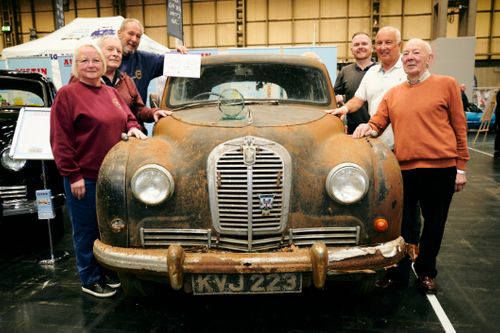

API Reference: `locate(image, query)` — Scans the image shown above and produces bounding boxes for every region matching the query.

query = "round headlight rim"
[325,162,369,205]
[130,163,174,205]
[1,146,27,172]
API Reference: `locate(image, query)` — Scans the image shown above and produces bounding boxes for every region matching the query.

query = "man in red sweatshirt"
[353,38,469,294]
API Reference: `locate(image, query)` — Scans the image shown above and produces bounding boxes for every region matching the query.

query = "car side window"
[0,89,44,107]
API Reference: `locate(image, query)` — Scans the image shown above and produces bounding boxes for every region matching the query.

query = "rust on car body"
[95,54,404,296]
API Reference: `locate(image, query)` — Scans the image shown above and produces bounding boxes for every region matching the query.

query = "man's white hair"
[405,38,433,54]
[377,26,401,44]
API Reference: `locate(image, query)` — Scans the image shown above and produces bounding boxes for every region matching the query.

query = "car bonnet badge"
[259,194,275,216]
[243,136,256,165]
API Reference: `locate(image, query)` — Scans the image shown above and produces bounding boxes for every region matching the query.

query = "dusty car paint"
[95,54,404,295]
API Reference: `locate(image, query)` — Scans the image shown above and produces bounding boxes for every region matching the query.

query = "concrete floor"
[0,132,498,333]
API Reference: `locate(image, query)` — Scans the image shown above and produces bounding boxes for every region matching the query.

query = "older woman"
[50,41,147,298]
[96,35,171,133]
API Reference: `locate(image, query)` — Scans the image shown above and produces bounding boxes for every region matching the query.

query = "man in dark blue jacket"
[118,18,187,103]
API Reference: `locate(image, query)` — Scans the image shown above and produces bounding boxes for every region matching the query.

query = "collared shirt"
[101,69,121,87]
[407,69,431,85]
[334,61,376,133]
[354,56,406,149]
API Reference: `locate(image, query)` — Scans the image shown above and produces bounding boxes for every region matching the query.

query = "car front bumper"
[1,193,65,217]
[94,236,405,290]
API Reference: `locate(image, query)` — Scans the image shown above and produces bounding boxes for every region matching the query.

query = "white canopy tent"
[1,16,169,59]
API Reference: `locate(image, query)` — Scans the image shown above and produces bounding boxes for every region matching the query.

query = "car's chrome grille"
[216,150,284,231]
[0,185,28,201]
[288,227,360,246]
[207,136,292,251]
[140,227,361,251]
[141,228,212,248]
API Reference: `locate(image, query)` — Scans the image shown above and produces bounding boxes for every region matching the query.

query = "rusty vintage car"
[94,54,404,296]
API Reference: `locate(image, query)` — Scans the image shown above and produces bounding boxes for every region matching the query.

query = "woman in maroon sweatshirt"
[50,41,147,298]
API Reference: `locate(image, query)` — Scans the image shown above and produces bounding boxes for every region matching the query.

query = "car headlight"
[1,147,27,171]
[325,163,369,204]
[131,164,174,205]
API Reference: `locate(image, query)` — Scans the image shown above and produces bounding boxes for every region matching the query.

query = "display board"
[9,107,54,160]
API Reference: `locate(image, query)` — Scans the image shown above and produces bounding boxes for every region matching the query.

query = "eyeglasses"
[77,59,103,65]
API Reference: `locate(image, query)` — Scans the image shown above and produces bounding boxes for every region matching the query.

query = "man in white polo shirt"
[326,26,406,150]
[326,26,419,290]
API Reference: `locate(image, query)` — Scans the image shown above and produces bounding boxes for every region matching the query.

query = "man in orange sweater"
[354,38,469,294]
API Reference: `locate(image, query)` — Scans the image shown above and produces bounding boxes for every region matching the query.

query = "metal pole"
[42,160,55,263]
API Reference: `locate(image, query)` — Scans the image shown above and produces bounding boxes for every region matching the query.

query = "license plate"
[192,273,302,295]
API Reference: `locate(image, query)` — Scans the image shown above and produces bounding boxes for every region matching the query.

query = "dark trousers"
[388,167,456,282]
[64,177,102,286]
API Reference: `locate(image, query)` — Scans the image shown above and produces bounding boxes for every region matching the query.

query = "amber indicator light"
[374,217,389,232]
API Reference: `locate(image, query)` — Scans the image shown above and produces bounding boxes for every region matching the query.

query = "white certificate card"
[163,53,201,78]
[9,107,54,160]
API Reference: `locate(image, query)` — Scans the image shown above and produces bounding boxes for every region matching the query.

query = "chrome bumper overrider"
[93,236,405,290]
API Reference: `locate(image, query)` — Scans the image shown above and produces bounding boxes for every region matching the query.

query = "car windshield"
[167,62,329,107]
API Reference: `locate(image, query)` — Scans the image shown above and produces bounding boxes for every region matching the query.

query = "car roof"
[199,53,327,71]
[0,69,51,83]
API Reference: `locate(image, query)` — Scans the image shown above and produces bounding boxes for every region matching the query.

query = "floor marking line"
[412,264,456,333]
[426,294,456,333]
[468,147,493,157]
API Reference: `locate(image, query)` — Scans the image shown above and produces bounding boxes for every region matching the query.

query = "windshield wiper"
[171,100,220,111]
[244,100,281,105]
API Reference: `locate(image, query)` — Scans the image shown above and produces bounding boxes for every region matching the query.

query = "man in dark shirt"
[118,18,188,103]
[334,32,375,134]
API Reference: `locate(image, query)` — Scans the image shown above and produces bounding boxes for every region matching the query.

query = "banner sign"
[6,57,53,78]
[58,55,73,85]
[167,0,183,41]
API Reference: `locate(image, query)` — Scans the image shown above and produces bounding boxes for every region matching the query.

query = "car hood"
[171,104,327,127]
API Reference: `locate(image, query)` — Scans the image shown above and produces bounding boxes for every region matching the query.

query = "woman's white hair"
[71,40,107,78]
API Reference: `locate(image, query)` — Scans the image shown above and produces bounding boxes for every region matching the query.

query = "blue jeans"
[64,177,102,286]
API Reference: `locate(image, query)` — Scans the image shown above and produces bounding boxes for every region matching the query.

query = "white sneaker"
[105,275,121,289]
